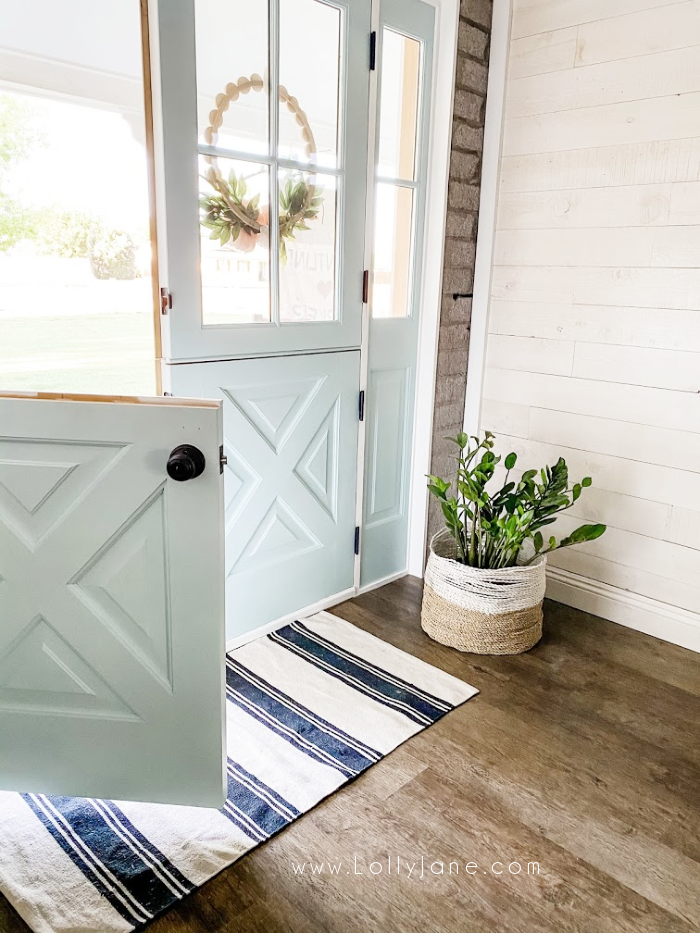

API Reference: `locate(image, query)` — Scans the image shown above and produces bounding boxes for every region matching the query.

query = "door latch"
[219,445,227,474]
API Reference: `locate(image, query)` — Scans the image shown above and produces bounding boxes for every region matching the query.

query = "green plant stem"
[469,510,478,566]
[454,524,467,563]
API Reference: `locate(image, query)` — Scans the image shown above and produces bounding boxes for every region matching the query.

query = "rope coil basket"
[421,529,546,655]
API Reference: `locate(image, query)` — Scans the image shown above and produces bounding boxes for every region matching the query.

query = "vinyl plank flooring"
[1,578,698,932]
[544,599,700,695]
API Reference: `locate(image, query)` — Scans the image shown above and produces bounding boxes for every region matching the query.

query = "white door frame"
[462,0,512,437]
[352,0,380,593]
[403,0,461,580]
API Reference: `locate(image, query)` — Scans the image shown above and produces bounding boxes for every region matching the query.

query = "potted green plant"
[423,431,606,654]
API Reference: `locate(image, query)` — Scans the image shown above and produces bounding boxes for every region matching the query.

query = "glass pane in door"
[279,0,341,168]
[199,155,271,325]
[195,0,269,156]
[377,29,421,181]
[279,170,337,322]
[371,183,414,319]
[0,0,156,395]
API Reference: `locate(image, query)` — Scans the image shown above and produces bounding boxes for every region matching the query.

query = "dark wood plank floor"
[2,577,699,932]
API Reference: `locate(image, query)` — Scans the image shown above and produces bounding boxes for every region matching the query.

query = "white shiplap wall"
[480,0,700,651]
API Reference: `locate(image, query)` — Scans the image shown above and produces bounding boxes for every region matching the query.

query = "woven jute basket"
[421,529,546,655]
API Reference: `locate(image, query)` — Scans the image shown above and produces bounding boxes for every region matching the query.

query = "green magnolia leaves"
[199,168,260,247]
[427,433,606,569]
[559,523,606,547]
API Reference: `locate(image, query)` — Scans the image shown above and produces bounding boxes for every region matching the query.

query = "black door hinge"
[219,444,227,474]
[163,391,172,397]
[358,389,365,421]
[354,526,360,555]
[362,269,369,303]
[369,31,377,70]
[160,287,172,315]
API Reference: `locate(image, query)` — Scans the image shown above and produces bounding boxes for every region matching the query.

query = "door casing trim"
[395,0,460,577]
[462,0,512,437]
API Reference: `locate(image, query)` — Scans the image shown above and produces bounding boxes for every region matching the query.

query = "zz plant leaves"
[427,433,606,569]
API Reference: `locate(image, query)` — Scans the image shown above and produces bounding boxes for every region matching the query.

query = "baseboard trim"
[357,570,408,596]
[546,567,700,654]
[225,587,357,651]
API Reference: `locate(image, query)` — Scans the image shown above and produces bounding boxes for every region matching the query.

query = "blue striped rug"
[0,613,477,933]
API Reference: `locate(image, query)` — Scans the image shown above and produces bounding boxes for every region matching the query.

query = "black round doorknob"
[167,444,206,481]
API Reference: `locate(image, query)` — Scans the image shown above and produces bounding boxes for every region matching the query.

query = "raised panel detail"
[223,444,262,530]
[293,398,339,521]
[69,486,173,692]
[0,439,128,550]
[0,460,77,514]
[0,616,139,721]
[366,368,408,527]
[230,497,321,575]
[169,352,359,637]
[223,378,325,453]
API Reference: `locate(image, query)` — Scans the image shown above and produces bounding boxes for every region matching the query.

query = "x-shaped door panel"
[166,352,360,637]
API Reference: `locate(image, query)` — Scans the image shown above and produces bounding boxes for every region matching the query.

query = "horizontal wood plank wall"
[480,0,700,651]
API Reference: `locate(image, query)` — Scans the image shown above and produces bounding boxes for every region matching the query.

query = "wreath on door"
[199,74,324,262]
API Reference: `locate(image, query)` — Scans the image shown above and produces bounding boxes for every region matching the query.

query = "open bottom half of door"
[0,393,226,806]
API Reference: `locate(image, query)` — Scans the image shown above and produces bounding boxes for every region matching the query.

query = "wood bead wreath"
[199,75,324,260]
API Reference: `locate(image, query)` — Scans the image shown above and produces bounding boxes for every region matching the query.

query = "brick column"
[426,0,493,550]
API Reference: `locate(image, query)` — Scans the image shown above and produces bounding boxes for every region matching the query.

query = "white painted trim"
[225,587,356,651]
[407,0,460,578]
[354,0,381,591]
[547,567,700,654]
[0,47,142,113]
[358,569,408,596]
[462,0,512,436]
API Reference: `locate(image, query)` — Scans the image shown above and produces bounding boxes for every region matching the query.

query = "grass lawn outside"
[0,312,157,396]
